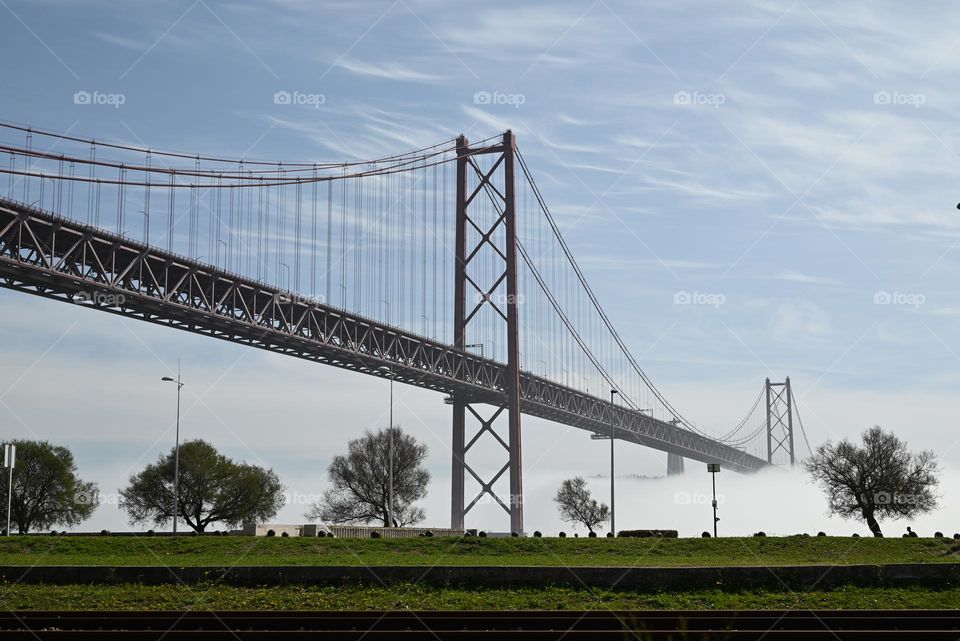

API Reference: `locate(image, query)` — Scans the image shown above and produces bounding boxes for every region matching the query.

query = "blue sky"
[1,0,960,535]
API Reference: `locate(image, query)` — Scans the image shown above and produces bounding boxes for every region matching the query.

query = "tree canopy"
[308,426,429,527]
[0,439,98,534]
[554,476,609,534]
[119,439,285,532]
[804,426,938,536]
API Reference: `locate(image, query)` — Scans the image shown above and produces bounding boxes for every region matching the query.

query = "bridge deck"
[0,197,766,473]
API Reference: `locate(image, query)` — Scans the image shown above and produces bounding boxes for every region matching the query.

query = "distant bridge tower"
[765,377,795,465]
[451,131,524,534]
[667,453,685,475]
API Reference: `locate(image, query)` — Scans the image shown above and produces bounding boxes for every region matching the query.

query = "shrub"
[753,531,766,537]
[588,531,597,538]
[606,532,614,538]
[558,531,566,538]
[934,531,944,538]
[266,529,276,537]
[479,531,487,538]
[533,531,542,538]
[701,531,711,538]
[280,531,289,537]
[617,529,678,538]
[370,531,380,539]
[817,531,826,537]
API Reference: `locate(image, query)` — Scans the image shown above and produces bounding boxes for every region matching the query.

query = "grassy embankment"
[1,535,958,611]
[0,534,956,568]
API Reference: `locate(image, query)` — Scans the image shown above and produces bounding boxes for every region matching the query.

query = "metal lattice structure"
[0,121,791,533]
[0,198,768,482]
[766,378,795,465]
[451,133,524,532]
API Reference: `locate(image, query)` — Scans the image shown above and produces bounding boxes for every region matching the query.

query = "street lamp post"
[161,362,184,534]
[707,463,720,537]
[610,389,619,536]
[3,444,15,536]
[378,365,395,527]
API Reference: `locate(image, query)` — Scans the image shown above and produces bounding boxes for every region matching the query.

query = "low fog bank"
[418,465,960,538]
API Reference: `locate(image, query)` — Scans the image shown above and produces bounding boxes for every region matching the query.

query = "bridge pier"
[667,453,685,475]
[450,132,524,534]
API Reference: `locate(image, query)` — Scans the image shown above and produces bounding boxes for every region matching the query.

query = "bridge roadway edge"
[0,197,766,472]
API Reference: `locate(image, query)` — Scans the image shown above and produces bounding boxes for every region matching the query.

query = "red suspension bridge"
[0,122,809,533]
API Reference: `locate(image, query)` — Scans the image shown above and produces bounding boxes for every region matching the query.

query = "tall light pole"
[161,361,184,534]
[3,444,15,536]
[378,365,395,527]
[609,389,618,536]
[708,463,720,537]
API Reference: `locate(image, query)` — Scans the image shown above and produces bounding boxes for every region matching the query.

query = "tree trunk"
[864,510,883,537]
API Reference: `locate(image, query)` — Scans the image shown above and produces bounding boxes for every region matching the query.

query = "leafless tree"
[308,426,429,527]
[805,426,938,537]
[554,476,609,534]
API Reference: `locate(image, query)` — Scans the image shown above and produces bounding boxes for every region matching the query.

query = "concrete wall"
[233,524,464,538]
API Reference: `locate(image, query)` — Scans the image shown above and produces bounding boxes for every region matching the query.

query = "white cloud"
[334,57,446,83]
[773,269,842,286]
[770,301,831,338]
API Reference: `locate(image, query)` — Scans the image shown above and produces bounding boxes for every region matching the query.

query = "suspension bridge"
[0,122,810,533]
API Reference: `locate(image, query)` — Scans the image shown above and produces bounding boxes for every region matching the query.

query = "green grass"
[0,535,957,568]
[1,583,959,610]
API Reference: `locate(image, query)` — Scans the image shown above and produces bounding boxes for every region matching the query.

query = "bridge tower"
[667,453,685,475]
[451,131,524,533]
[765,377,795,465]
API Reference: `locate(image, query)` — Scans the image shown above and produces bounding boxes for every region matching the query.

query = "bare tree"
[308,426,429,527]
[805,426,938,537]
[554,476,609,534]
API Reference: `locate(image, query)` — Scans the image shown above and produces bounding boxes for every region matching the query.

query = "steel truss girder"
[0,196,767,478]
